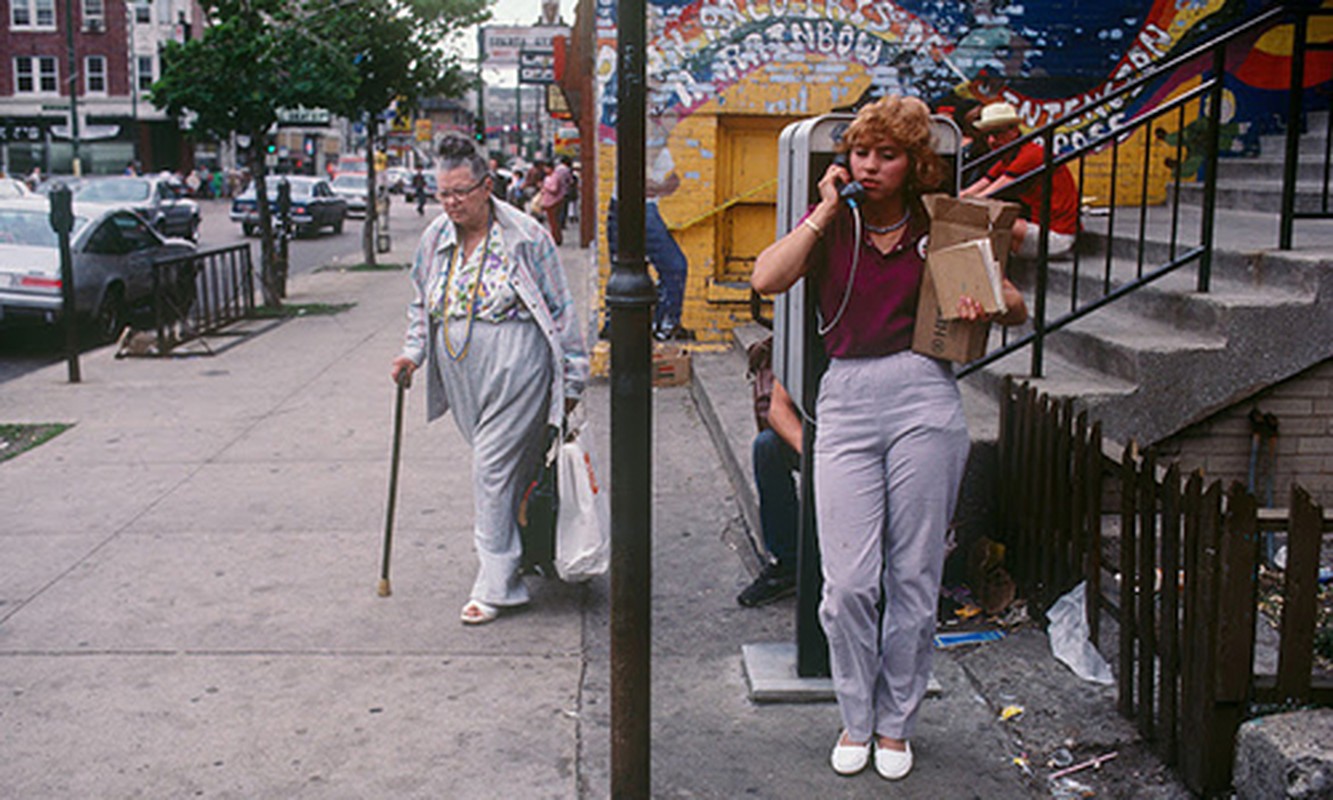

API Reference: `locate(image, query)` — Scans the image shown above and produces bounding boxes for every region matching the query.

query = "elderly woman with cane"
[391,134,588,625]
[751,96,1026,779]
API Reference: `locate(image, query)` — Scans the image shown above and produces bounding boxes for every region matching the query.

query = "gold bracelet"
[801,217,823,238]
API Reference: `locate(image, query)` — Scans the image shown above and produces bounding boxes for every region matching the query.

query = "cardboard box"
[653,343,692,387]
[591,340,693,386]
[912,194,1021,364]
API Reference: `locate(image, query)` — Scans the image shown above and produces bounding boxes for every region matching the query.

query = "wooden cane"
[378,375,408,597]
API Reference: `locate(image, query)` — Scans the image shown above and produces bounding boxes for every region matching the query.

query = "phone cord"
[816,205,861,337]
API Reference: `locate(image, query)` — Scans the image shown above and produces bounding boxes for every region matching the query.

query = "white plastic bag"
[1047,581,1115,685]
[554,419,610,582]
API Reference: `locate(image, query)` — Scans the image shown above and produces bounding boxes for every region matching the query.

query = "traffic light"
[474,118,485,144]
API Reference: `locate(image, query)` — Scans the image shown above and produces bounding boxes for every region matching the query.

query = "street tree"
[304,0,488,265]
[152,0,355,306]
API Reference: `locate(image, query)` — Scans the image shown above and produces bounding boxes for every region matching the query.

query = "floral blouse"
[429,220,529,322]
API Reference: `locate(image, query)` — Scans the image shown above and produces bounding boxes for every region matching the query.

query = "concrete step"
[1171,178,1333,215]
[1216,156,1330,183]
[1077,204,1333,293]
[1012,252,1314,337]
[1260,127,1333,158]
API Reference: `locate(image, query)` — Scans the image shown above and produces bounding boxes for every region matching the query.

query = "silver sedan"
[0,197,196,341]
[74,175,201,241]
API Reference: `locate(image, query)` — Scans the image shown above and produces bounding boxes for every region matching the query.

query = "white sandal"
[460,599,499,625]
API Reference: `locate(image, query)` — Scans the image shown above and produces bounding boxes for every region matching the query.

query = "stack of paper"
[926,237,1007,320]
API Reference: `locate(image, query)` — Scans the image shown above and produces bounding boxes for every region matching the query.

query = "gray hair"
[435,134,487,181]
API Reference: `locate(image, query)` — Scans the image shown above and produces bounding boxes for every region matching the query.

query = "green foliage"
[152,1,357,144]
[302,0,489,120]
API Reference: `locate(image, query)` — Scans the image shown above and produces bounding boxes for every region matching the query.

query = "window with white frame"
[14,56,59,95]
[137,55,155,92]
[82,0,105,26]
[134,0,151,24]
[86,56,107,94]
[11,0,57,29]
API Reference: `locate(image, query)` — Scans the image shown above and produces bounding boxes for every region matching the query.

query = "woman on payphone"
[751,96,1026,781]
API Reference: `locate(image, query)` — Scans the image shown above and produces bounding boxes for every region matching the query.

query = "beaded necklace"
[863,211,910,235]
[441,211,493,362]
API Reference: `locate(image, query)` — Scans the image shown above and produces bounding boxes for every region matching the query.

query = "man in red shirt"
[962,102,1079,259]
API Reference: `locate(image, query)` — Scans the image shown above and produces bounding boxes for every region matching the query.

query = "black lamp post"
[608,0,653,792]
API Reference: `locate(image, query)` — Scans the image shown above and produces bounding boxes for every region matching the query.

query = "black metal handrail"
[1280,8,1333,247]
[956,3,1295,379]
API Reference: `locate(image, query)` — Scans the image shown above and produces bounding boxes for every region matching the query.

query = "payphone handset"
[772,113,962,413]
[830,153,866,208]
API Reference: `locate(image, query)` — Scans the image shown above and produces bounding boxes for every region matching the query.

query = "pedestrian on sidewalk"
[737,336,801,608]
[751,96,1027,781]
[412,166,428,216]
[540,156,574,245]
[391,134,589,626]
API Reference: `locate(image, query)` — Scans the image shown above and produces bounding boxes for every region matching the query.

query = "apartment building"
[1,0,201,176]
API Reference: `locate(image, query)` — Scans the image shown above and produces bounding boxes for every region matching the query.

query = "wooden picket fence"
[996,377,1331,796]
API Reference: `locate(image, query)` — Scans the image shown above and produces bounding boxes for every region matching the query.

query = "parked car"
[0,177,31,199]
[33,175,90,196]
[229,176,347,237]
[0,197,196,341]
[74,175,200,241]
[329,172,386,218]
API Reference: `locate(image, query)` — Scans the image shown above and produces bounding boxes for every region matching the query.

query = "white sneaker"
[874,740,913,780]
[830,735,871,776]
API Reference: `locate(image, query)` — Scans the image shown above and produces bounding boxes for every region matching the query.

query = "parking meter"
[48,184,81,383]
[276,178,292,236]
[276,178,291,296]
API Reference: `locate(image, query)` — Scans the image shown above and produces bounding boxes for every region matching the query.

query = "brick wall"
[1154,358,1333,507]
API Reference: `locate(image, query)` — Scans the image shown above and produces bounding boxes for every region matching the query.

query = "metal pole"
[64,0,82,175]
[1197,45,1225,292]
[1280,10,1307,250]
[49,184,80,382]
[609,0,653,790]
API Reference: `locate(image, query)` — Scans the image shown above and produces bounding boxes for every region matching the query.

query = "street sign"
[482,25,567,67]
[519,50,555,85]
[277,107,331,126]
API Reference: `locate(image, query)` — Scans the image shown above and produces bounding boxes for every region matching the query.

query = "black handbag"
[518,425,560,575]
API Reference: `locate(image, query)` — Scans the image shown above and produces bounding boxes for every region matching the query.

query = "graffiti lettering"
[1052,112,1128,153]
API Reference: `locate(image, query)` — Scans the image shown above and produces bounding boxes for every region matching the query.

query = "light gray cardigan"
[400,197,589,427]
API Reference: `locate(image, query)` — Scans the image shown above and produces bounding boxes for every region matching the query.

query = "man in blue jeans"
[738,376,803,607]
[605,140,690,341]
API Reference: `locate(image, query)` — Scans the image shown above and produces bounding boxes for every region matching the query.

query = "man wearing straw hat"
[962,101,1079,259]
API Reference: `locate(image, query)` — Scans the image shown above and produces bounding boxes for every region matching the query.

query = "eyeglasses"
[438,176,487,201]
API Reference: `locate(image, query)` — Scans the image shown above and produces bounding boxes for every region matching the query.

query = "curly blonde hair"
[838,96,944,197]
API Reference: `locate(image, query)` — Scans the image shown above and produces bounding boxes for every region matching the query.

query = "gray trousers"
[813,351,969,742]
[435,318,552,607]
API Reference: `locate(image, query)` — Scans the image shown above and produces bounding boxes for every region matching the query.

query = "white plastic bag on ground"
[1047,582,1114,685]
[554,417,610,582]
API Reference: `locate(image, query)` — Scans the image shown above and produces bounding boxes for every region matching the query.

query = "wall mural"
[596,0,1332,159]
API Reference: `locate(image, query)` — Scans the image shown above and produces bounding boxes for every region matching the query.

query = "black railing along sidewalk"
[150,243,255,355]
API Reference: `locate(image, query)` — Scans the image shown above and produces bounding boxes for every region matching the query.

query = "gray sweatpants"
[813,351,969,742]
[435,318,552,607]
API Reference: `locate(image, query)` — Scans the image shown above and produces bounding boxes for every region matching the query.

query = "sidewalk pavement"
[0,212,1186,798]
